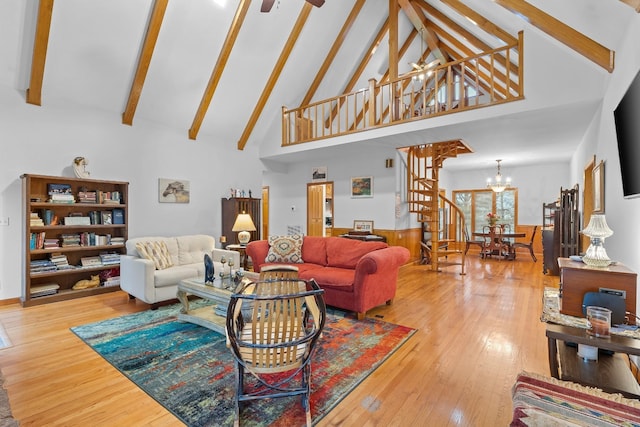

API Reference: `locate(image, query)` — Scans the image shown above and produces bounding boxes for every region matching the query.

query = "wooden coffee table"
[546,323,640,398]
[176,278,235,334]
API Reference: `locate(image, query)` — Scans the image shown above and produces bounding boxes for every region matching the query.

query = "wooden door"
[582,156,595,253]
[307,183,324,236]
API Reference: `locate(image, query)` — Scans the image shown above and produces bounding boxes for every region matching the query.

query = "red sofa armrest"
[245,240,270,272]
[352,245,410,307]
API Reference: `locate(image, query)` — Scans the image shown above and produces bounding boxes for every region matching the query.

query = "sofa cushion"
[135,240,174,270]
[301,236,327,266]
[299,267,355,291]
[153,264,200,288]
[266,234,303,263]
[176,235,215,265]
[325,237,387,269]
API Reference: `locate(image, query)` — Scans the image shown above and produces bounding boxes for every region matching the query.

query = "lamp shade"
[232,212,256,245]
[581,214,613,239]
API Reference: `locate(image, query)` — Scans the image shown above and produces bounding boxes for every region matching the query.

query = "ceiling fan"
[261,0,325,13]
[409,28,440,75]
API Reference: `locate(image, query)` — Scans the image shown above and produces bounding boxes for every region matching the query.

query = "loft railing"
[282,32,523,146]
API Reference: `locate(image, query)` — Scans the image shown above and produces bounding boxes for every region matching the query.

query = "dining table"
[472,229,526,260]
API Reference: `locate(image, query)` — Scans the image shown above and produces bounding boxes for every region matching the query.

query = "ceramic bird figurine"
[204,254,215,284]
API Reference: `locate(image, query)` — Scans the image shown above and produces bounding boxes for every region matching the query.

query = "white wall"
[0,85,263,300]
[570,12,640,277]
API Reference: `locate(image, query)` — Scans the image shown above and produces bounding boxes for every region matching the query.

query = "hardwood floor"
[0,253,558,426]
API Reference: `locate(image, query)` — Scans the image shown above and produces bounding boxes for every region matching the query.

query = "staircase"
[406,141,473,274]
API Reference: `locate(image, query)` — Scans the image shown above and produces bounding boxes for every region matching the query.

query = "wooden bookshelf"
[21,174,129,306]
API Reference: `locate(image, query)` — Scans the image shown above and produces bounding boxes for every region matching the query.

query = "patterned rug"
[71,302,415,426]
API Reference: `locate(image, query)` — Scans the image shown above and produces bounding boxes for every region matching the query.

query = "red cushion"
[299,267,355,291]
[325,237,387,269]
[301,236,327,265]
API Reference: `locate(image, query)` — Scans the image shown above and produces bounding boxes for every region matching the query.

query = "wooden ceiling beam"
[299,0,366,107]
[493,0,614,72]
[389,0,399,81]
[398,0,448,64]
[237,3,313,150]
[620,0,640,12]
[189,0,252,140]
[438,0,516,45]
[324,17,389,128]
[122,0,168,126]
[418,0,517,78]
[26,0,54,106]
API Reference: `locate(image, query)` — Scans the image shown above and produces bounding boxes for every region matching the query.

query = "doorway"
[582,156,596,252]
[307,182,333,237]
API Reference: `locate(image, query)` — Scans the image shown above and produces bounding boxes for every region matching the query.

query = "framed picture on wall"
[351,176,373,198]
[158,178,190,203]
[593,161,604,213]
[353,220,374,233]
[312,167,327,182]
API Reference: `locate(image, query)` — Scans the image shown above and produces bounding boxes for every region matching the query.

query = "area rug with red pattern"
[71,302,415,426]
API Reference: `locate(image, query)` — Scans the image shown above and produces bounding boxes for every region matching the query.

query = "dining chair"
[226,277,326,427]
[463,227,485,255]
[512,225,538,262]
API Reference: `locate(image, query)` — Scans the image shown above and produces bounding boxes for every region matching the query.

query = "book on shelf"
[49,253,69,269]
[30,259,57,273]
[30,283,60,297]
[110,236,125,245]
[64,216,91,226]
[30,212,44,227]
[80,256,102,267]
[103,276,120,287]
[29,231,46,250]
[112,208,124,224]
[60,233,81,247]
[77,191,97,203]
[43,238,60,249]
[99,252,120,265]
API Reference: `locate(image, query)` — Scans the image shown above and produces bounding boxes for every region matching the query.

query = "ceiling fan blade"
[306,0,325,7]
[410,62,421,71]
[424,59,441,71]
[261,0,276,12]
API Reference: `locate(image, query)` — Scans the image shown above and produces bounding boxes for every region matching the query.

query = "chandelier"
[487,159,512,193]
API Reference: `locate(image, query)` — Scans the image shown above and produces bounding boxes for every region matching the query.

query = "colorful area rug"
[71,303,415,426]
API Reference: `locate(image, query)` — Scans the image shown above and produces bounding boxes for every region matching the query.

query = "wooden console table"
[558,258,637,321]
[546,323,640,398]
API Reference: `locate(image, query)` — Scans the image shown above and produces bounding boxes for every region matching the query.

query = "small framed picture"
[353,220,374,233]
[351,176,373,198]
[101,211,112,225]
[312,167,327,182]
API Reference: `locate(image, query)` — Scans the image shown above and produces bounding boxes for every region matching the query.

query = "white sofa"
[120,234,240,307]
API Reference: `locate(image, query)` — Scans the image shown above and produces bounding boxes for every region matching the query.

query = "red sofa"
[246,236,410,319]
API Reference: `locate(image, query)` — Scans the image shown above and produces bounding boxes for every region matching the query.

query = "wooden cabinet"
[221,198,260,244]
[21,174,128,306]
[558,258,637,321]
[542,186,580,275]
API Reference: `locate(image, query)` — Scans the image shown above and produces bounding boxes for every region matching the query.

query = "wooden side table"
[226,244,249,270]
[546,323,640,398]
[558,258,637,321]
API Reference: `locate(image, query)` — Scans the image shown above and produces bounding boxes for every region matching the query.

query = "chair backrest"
[529,225,538,243]
[226,278,326,374]
[259,264,299,281]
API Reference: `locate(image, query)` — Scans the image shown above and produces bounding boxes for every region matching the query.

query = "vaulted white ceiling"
[3,0,638,171]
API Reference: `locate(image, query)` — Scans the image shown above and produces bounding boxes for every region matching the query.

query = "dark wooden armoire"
[221,197,261,245]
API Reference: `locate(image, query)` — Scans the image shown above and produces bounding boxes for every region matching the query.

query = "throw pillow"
[136,240,174,270]
[265,234,303,264]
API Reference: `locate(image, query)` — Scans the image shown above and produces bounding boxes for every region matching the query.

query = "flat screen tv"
[614,69,640,199]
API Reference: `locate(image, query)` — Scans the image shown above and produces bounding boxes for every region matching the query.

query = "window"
[453,189,518,233]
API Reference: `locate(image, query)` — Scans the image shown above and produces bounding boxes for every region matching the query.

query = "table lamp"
[232,212,256,245]
[580,214,613,267]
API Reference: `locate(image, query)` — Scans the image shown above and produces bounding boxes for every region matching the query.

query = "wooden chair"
[226,277,326,427]
[259,264,299,280]
[512,225,538,262]
[463,227,485,255]
[481,225,510,259]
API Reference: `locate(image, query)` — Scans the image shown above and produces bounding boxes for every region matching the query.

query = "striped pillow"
[136,241,174,270]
